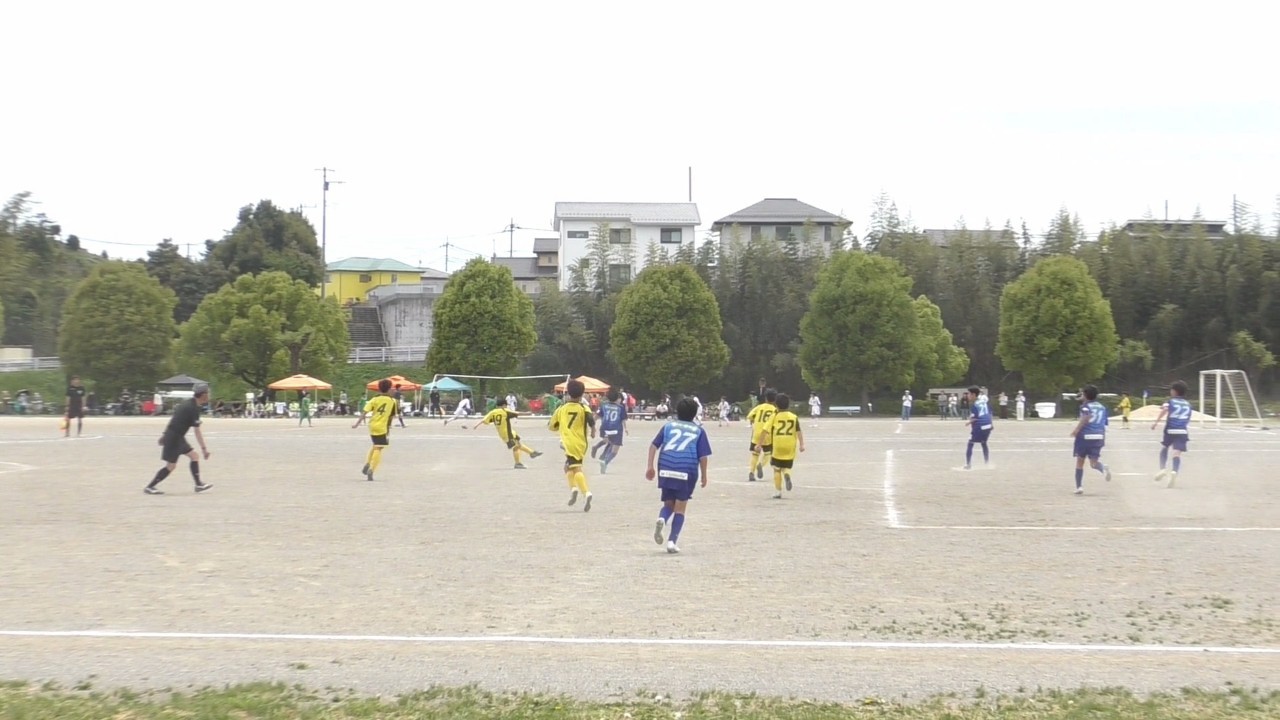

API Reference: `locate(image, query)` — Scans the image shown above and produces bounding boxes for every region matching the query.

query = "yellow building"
[322,257,425,305]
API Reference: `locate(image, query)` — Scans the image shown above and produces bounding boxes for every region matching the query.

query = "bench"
[828,405,862,416]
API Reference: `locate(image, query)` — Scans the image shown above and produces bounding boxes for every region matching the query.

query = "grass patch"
[0,682,1276,718]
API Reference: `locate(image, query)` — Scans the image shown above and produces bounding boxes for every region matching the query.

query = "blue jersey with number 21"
[652,420,712,488]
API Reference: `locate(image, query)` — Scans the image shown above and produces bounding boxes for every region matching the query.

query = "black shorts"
[750,442,774,453]
[161,438,194,464]
[67,406,84,419]
[564,455,583,468]
[505,437,519,449]
[770,457,794,469]
[370,434,389,446]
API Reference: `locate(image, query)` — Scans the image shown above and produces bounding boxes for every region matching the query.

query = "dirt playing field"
[1,412,1277,701]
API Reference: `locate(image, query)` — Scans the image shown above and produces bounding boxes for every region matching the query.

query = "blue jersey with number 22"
[652,420,712,488]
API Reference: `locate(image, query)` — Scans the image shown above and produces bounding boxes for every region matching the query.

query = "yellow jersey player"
[1118,392,1132,429]
[473,397,542,469]
[746,389,777,482]
[549,379,596,511]
[353,378,398,481]
[760,393,804,498]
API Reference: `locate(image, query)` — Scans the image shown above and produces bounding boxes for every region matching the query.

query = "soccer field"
[1,413,1277,701]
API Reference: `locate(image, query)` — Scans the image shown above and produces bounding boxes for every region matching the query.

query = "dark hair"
[765,389,777,403]
[1171,380,1187,397]
[1081,384,1099,400]
[775,393,791,410]
[968,386,980,395]
[566,379,585,399]
[676,397,699,421]
[606,388,620,402]
[495,396,507,407]
[378,378,393,394]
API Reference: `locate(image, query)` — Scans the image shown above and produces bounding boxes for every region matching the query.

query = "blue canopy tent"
[424,376,471,392]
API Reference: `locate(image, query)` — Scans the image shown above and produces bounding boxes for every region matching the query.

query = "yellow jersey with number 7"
[550,401,594,461]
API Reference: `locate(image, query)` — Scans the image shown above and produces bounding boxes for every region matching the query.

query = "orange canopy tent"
[267,374,333,391]
[553,375,610,394]
[366,374,422,391]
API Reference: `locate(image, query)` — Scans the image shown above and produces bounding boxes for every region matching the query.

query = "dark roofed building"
[921,228,1018,248]
[1121,219,1228,240]
[491,237,559,295]
[712,198,847,252]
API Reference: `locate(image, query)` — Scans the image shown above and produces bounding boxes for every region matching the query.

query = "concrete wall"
[378,295,436,347]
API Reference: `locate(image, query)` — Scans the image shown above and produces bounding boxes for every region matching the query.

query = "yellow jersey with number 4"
[364,395,398,436]
[550,401,594,461]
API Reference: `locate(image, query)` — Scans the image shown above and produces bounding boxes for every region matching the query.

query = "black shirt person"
[64,375,87,437]
[144,384,213,495]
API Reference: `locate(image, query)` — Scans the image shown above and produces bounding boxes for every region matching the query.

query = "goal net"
[1198,369,1266,428]
[430,373,570,415]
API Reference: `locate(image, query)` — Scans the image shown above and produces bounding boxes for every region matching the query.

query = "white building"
[552,202,700,289]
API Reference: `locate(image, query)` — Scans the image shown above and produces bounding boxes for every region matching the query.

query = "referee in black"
[64,375,87,437]
[145,384,213,495]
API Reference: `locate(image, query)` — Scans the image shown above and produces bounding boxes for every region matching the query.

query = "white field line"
[1,629,1277,655]
[901,525,1280,532]
[883,449,902,528]
[0,461,36,474]
[0,435,103,444]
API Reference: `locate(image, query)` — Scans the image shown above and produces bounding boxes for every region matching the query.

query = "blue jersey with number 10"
[651,419,712,487]
[599,401,626,437]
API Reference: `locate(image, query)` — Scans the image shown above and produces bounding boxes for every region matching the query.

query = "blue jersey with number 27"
[651,420,712,487]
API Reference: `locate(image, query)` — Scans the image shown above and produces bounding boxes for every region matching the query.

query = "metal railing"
[347,345,429,364]
[0,356,62,373]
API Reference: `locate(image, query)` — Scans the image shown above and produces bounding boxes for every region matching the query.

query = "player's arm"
[193,425,210,459]
[1070,408,1090,437]
[698,455,709,487]
[645,437,660,481]
[587,410,597,439]
[797,426,806,453]
[1151,404,1169,430]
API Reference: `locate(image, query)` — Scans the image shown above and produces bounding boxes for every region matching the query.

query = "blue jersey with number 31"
[652,420,712,488]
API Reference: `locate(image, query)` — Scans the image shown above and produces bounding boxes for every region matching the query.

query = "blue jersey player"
[1069,384,1112,494]
[964,385,992,469]
[1151,379,1191,488]
[590,388,629,473]
[647,397,712,554]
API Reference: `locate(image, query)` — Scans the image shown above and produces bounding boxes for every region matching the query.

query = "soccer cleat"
[666,540,680,554]
[590,444,599,459]
[1105,467,1112,482]
[772,491,782,499]
[366,470,375,482]
[1167,472,1178,489]
[361,463,370,476]
[1074,487,1084,495]
[747,471,756,483]
[143,487,164,495]
[963,465,971,471]
[755,463,763,480]
[568,489,578,506]
[513,463,527,470]
[1154,469,1168,483]
[583,493,593,512]
[784,473,793,492]
[194,483,213,493]
[599,460,607,474]
[530,451,543,459]
[653,518,666,545]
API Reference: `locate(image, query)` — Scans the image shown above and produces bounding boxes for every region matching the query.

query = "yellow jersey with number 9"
[550,401,594,460]
[364,395,398,436]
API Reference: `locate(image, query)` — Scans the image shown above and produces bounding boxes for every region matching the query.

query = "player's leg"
[1090,449,1110,481]
[772,464,783,498]
[145,459,179,494]
[565,458,583,505]
[187,448,211,491]
[1155,439,1171,482]
[655,496,676,544]
[667,498,690,553]
[964,439,975,469]
[1073,454,1086,494]
[748,443,759,482]
[574,463,592,511]
[1167,440,1185,487]
[980,432,990,465]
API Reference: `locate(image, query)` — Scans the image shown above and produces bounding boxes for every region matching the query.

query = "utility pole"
[441,241,450,273]
[501,218,517,257]
[315,167,344,298]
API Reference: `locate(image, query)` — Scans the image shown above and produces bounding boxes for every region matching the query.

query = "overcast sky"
[4,1,1277,270]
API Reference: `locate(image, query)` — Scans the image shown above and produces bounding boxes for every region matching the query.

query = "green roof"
[326,257,422,273]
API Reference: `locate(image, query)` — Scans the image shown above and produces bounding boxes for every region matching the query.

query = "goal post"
[1198,369,1266,429]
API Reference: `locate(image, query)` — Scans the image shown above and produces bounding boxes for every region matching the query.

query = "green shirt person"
[299,392,313,427]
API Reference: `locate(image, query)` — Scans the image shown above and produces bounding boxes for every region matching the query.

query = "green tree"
[610,264,729,393]
[145,239,216,322]
[799,252,921,406]
[527,279,593,374]
[426,258,536,393]
[58,262,177,395]
[996,256,1118,393]
[206,200,323,285]
[911,295,970,389]
[1110,338,1155,382]
[179,271,348,389]
[1231,330,1276,386]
